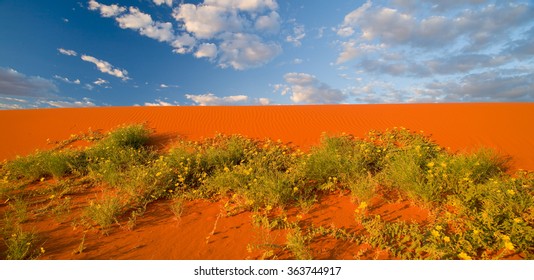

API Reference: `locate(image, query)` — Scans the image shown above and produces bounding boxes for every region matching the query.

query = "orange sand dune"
[0,103,533,171]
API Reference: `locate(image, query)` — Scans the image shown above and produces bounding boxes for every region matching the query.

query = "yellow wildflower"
[40,247,45,254]
[458,252,472,260]
[435,225,442,231]
[506,189,515,196]
[514,218,522,223]
[504,241,515,251]
[40,177,45,182]
[431,230,440,237]
[443,236,450,243]
[427,162,435,168]
[358,201,368,210]
[155,172,162,177]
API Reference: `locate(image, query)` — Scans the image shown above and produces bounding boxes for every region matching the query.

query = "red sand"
[1,103,533,170]
[1,103,532,260]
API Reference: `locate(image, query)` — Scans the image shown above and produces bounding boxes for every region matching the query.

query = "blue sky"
[0,0,533,109]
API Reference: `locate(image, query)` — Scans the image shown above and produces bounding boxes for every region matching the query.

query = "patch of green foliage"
[1,124,532,260]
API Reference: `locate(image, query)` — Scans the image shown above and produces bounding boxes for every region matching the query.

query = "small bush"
[84,196,123,231]
[3,225,41,260]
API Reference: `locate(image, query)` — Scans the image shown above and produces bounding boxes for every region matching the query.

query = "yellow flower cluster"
[458,252,472,260]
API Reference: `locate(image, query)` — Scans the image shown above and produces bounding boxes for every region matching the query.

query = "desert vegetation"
[1,124,533,259]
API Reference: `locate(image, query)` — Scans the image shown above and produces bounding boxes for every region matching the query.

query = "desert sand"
[0,103,533,260]
[1,103,533,170]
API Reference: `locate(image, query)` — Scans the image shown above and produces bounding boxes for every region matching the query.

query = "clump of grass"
[97,124,151,149]
[286,227,312,260]
[2,224,42,260]
[84,196,123,232]
[170,198,185,219]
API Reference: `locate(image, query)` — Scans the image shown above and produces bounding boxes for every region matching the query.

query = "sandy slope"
[1,103,532,260]
[1,103,533,171]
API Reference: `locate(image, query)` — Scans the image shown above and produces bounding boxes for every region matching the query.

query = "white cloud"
[159,83,179,89]
[218,33,281,70]
[336,1,534,51]
[255,11,280,33]
[144,99,178,106]
[258,97,270,105]
[292,58,303,64]
[195,43,218,59]
[54,75,81,84]
[58,48,78,56]
[413,70,534,102]
[203,0,278,12]
[89,2,175,43]
[0,96,29,110]
[81,55,130,81]
[172,33,197,54]
[88,0,282,70]
[173,4,243,39]
[93,78,110,86]
[153,0,173,7]
[88,0,126,17]
[336,0,372,37]
[280,73,346,104]
[0,68,58,97]
[172,0,282,70]
[336,41,385,64]
[44,97,96,108]
[116,7,175,42]
[185,93,248,105]
[286,23,306,47]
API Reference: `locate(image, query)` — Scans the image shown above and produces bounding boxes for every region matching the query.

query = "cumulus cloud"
[0,68,58,97]
[336,1,534,53]
[336,41,385,64]
[88,0,282,70]
[81,55,130,80]
[414,71,534,102]
[89,1,175,43]
[258,97,270,105]
[58,48,78,56]
[171,0,282,69]
[332,1,534,103]
[217,33,281,70]
[185,93,249,105]
[286,23,306,47]
[172,33,197,54]
[255,11,280,33]
[203,0,278,12]
[153,0,173,7]
[173,4,243,39]
[54,75,81,84]
[279,73,346,104]
[194,43,218,59]
[93,78,110,87]
[116,7,175,42]
[144,98,178,106]
[44,97,96,108]
[88,0,126,17]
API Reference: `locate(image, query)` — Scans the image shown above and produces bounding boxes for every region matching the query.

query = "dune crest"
[1,103,533,171]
